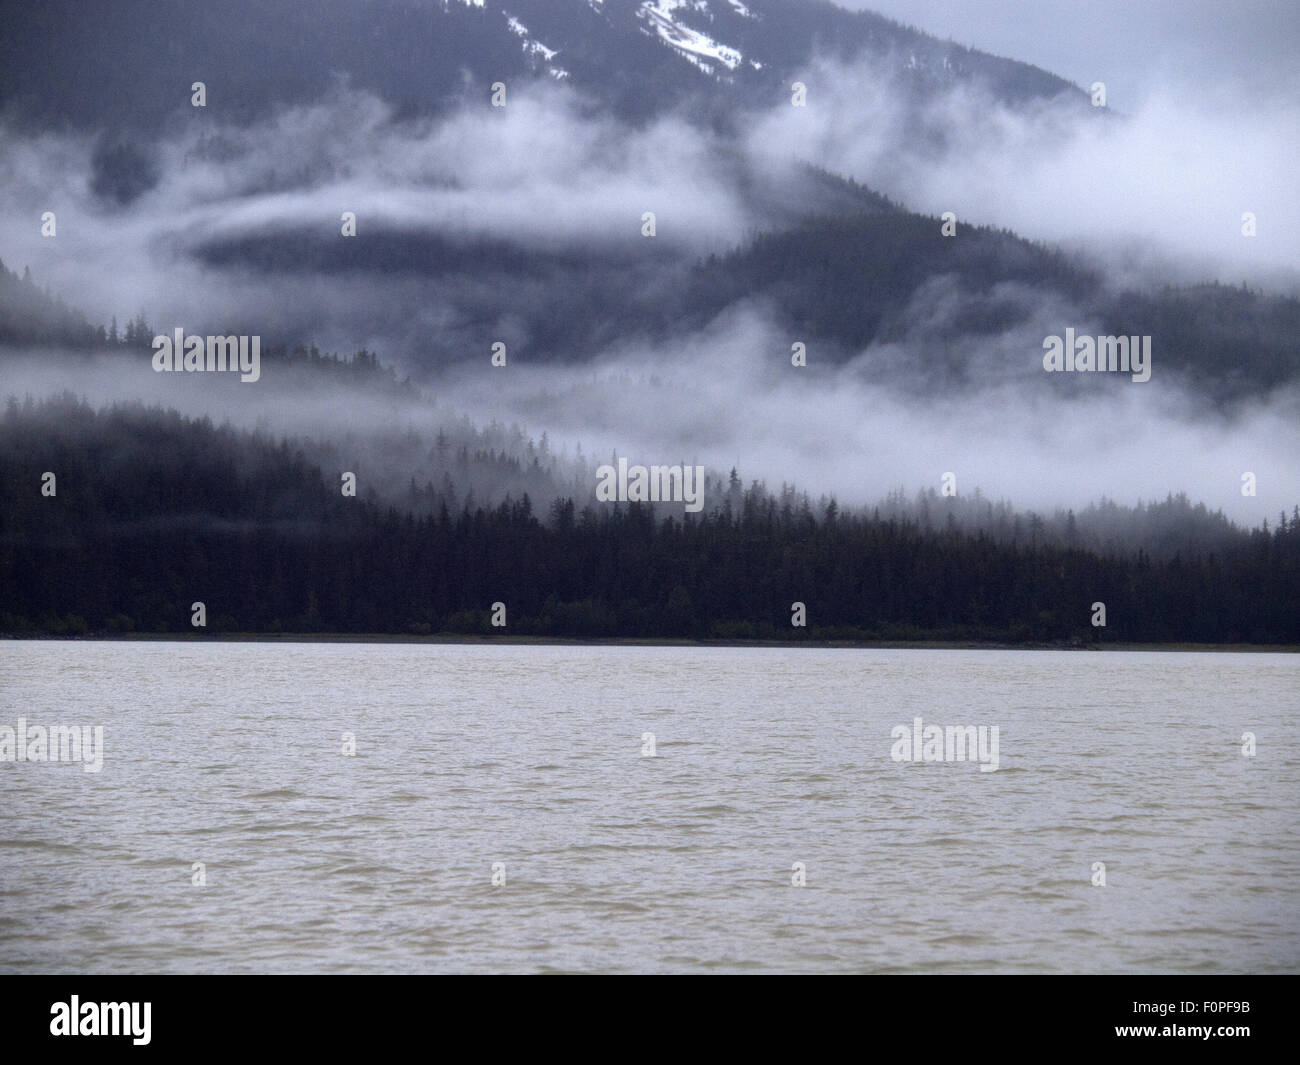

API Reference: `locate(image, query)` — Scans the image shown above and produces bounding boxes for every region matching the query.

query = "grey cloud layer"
[749,56,1299,287]
[0,65,1295,524]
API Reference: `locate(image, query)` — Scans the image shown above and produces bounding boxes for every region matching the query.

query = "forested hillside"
[3,397,1296,643]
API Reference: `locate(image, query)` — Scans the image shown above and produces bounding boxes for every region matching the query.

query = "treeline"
[692,217,1300,404]
[865,486,1270,561]
[0,259,101,348]
[11,202,1300,408]
[0,258,160,349]
[176,205,1300,406]
[1103,282,1300,396]
[0,262,417,394]
[690,212,1100,351]
[2,398,1296,644]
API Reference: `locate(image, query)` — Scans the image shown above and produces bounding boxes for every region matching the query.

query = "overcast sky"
[838,0,1300,108]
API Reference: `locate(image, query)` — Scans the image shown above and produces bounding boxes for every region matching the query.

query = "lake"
[1,641,1296,973]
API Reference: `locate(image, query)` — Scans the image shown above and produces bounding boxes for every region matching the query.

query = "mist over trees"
[3,395,1296,643]
[182,207,1300,406]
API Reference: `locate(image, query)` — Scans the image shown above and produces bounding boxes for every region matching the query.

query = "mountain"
[0,0,1091,131]
[1,1,1296,644]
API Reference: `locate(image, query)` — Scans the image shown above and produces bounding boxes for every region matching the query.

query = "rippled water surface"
[1,641,1297,973]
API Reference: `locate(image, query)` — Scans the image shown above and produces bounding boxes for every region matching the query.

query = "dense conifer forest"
[3,396,1296,644]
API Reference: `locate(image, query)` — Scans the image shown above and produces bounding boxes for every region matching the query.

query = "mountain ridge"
[0,0,1093,131]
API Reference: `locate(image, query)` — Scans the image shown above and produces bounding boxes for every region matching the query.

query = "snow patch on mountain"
[504,13,560,63]
[637,0,743,73]
[679,52,716,76]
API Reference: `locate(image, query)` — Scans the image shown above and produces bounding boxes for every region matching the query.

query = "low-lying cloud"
[1,61,1296,525]
[749,55,1300,289]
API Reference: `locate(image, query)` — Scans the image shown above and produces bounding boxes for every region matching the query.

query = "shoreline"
[2,633,1296,653]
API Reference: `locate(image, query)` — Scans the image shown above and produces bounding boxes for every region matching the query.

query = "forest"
[2,395,1296,645]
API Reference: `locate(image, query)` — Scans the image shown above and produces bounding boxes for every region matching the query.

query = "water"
[0,641,1296,973]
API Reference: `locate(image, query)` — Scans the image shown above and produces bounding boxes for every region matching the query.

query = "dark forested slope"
[3,397,1296,643]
